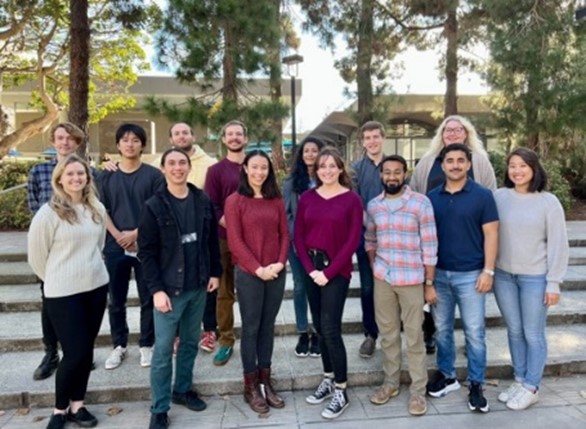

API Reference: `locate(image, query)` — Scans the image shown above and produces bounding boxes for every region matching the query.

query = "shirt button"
[178,268,183,273]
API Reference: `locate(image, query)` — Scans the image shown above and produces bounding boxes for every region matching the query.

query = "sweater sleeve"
[323,193,364,280]
[473,152,497,191]
[293,194,314,274]
[225,195,262,274]
[27,205,56,280]
[409,155,433,194]
[203,167,224,222]
[544,194,570,293]
[277,198,289,265]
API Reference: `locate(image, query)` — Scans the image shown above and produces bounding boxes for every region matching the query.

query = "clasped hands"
[255,262,285,281]
[310,270,328,287]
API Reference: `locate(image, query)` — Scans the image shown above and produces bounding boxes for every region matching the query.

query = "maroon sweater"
[225,193,289,276]
[294,189,363,280]
[204,158,241,239]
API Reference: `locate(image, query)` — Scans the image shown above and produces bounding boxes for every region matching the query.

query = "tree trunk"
[69,0,90,158]
[268,0,285,172]
[356,0,374,126]
[444,0,458,117]
[222,22,238,102]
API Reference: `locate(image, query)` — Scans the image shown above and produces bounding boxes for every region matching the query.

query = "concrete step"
[2,289,586,352]
[2,324,586,409]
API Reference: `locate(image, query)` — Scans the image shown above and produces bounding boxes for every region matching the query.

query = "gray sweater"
[494,188,569,293]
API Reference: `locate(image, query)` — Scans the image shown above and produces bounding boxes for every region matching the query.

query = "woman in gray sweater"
[493,147,569,411]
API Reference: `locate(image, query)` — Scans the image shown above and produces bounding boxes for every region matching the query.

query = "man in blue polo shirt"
[426,143,499,414]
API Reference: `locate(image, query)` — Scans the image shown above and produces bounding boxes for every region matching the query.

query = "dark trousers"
[202,290,217,332]
[423,311,436,341]
[305,272,349,384]
[235,266,285,374]
[105,251,154,348]
[40,282,59,350]
[356,243,378,339]
[45,285,107,410]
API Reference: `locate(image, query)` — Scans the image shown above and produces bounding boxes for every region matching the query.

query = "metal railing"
[0,183,26,196]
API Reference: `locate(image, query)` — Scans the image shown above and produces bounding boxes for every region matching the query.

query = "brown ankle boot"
[259,367,285,408]
[243,372,269,413]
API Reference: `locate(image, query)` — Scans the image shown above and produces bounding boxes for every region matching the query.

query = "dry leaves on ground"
[106,406,123,416]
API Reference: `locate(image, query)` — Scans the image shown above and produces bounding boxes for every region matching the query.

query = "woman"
[410,115,497,354]
[294,147,363,420]
[138,148,221,429]
[493,147,569,410]
[28,154,109,429]
[224,150,289,414]
[283,136,325,358]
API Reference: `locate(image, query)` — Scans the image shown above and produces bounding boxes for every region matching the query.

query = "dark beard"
[383,182,404,195]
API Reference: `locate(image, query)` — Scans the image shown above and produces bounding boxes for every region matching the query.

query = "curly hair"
[290,136,325,194]
[424,115,487,158]
[50,154,103,225]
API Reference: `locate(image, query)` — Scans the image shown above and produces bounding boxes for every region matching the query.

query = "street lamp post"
[282,54,303,154]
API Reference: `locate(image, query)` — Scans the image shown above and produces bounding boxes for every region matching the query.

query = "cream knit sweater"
[28,203,109,298]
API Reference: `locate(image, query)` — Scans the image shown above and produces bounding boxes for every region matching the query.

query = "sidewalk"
[1,375,585,429]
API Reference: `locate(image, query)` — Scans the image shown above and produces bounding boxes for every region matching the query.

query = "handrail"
[0,183,26,196]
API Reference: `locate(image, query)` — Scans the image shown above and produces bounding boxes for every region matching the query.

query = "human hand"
[207,277,219,292]
[544,292,560,307]
[475,272,493,293]
[310,270,328,286]
[103,160,119,172]
[424,285,437,305]
[153,291,172,313]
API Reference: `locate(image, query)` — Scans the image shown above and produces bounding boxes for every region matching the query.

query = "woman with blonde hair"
[28,154,109,429]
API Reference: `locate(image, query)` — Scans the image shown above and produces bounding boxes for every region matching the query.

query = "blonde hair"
[424,115,487,158]
[50,154,103,224]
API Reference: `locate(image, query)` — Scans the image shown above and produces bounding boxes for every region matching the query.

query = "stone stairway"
[2,224,586,409]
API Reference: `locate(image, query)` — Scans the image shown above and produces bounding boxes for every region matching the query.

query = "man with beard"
[365,155,438,416]
[426,144,498,414]
[204,120,248,366]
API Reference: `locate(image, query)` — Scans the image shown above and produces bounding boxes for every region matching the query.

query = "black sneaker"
[321,387,349,419]
[424,335,436,354]
[46,413,67,429]
[33,349,59,380]
[172,390,207,411]
[468,382,489,413]
[306,377,335,404]
[295,333,309,357]
[67,407,98,428]
[309,333,321,357]
[149,412,169,429]
[426,371,461,398]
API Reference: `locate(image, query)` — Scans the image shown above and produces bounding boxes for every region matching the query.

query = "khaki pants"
[374,277,427,395]
[216,238,235,346]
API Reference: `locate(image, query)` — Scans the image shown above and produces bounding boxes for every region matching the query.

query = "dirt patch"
[566,198,586,221]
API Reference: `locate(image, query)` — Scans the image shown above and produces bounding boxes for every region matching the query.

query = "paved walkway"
[1,375,585,428]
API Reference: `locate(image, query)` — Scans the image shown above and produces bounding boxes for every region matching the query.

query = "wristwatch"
[483,268,495,276]
[424,279,434,287]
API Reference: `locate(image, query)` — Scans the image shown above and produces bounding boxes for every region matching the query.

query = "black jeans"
[40,281,59,350]
[235,266,285,374]
[105,251,154,348]
[45,285,107,410]
[202,290,217,332]
[304,268,349,384]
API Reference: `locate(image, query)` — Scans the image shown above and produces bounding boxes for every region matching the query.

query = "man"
[426,143,499,413]
[204,120,247,366]
[351,120,385,358]
[27,122,84,380]
[98,123,165,370]
[365,155,438,416]
[138,148,221,429]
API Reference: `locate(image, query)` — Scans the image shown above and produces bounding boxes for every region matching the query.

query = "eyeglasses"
[443,127,465,134]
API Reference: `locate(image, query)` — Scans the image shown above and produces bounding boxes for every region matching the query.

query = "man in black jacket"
[138,148,222,429]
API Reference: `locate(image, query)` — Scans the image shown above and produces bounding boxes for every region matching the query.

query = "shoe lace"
[328,389,345,411]
[315,379,333,397]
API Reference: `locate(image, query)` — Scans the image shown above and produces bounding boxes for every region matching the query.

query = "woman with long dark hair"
[294,147,363,420]
[224,149,289,414]
[283,136,325,357]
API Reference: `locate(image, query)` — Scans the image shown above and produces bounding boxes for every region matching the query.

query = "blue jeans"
[356,240,378,339]
[288,243,312,333]
[432,269,486,384]
[151,288,205,414]
[493,269,548,391]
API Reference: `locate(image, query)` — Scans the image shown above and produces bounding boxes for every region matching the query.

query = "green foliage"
[488,150,506,187]
[0,161,39,230]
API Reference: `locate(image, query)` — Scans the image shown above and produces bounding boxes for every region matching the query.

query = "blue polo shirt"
[427,179,498,272]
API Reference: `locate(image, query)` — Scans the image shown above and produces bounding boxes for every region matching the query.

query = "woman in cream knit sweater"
[28,154,109,429]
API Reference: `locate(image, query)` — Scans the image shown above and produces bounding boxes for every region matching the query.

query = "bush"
[0,160,40,231]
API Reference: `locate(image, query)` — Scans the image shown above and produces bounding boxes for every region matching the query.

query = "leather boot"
[33,347,59,380]
[243,372,269,414]
[259,367,285,408]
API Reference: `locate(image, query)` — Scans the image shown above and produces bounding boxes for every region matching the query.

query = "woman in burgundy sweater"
[224,150,289,414]
[294,147,363,420]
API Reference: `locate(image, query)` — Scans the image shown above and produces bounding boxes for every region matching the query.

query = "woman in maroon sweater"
[294,147,363,420]
[224,149,289,414]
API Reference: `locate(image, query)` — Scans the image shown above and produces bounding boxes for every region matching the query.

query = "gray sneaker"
[105,345,127,370]
[359,336,376,358]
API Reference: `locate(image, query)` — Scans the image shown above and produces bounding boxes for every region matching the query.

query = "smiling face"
[58,161,88,198]
[442,120,468,146]
[380,159,406,195]
[116,132,143,160]
[170,123,195,152]
[302,142,320,169]
[244,154,269,190]
[362,128,384,158]
[316,155,343,186]
[222,124,248,153]
[162,150,191,186]
[52,127,80,158]
[507,154,534,191]
[441,149,471,183]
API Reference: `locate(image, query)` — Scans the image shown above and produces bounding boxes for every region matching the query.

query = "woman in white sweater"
[28,154,109,429]
[493,147,569,411]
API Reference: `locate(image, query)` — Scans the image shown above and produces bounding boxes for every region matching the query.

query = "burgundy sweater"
[204,158,241,239]
[225,193,289,276]
[294,189,363,280]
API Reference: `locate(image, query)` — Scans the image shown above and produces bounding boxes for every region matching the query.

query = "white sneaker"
[506,386,539,410]
[498,382,522,403]
[139,347,152,368]
[104,345,127,370]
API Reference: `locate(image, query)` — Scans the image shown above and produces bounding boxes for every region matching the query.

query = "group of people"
[25,114,568,429]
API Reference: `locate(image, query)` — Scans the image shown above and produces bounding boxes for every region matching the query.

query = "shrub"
[0,160,40,231]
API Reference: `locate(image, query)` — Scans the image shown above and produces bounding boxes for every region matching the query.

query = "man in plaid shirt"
[27,122,84,380]
[365,154,438,416]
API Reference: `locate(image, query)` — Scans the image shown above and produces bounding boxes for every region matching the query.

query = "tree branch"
[374,0,445,31]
